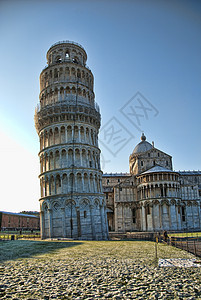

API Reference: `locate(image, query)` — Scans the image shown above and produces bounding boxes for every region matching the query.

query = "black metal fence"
[168,236,201,258]
[109,231,201,258]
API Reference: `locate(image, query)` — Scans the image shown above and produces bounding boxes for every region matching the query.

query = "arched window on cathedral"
[160,186,163,197]
[164,186,167,197]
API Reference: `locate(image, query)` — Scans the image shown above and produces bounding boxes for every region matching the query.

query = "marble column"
[61,207,66,238]
[90,205,95,239]
[151,205,155,231]
[114,204,118,232]
[159,205,162,230]
[48,209,53,238]
[40,211,45,239]
[168,204,171,229]
[141,205,146,231]
[100,205,107,239]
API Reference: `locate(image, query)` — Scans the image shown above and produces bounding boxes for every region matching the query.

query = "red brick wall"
[1,213,40,230]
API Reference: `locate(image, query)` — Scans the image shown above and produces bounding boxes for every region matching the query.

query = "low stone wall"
[109,231,155,241]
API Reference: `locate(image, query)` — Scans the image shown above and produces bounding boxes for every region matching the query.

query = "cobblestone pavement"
[0,240,201,299]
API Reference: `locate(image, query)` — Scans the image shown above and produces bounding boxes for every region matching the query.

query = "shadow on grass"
[0,240,82,262]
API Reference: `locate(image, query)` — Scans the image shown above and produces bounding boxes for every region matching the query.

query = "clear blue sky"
[0,0,200,212]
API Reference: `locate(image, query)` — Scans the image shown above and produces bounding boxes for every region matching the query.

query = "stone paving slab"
[1,240,201,299]
[159,258,201,267]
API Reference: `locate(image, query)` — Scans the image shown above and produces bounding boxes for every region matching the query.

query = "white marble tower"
[35,41,108,240]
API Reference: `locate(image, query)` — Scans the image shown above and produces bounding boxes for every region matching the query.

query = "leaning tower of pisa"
[34,41,108,240]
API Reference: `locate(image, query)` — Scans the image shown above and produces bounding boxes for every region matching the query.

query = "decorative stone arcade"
[35,41,109,240]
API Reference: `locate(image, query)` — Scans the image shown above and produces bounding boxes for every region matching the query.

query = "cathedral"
[103,133,201,232]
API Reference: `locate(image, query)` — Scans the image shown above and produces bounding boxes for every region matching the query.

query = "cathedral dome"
[132,133,152,154]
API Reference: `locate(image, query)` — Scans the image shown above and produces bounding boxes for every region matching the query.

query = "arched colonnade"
[40,171,102,197]
[40,65,93,91]
[39,125,98,150]
[115,199,200,232]
[137,183,181,199]
[40,84,94,108]
[40,147,100,173]
[40,197,108,240]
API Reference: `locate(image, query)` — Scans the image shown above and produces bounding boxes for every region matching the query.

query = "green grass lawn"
[169,232,201,238]
[0,233,40,241]
[0,239,196,263]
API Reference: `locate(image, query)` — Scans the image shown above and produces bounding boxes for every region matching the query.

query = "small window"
[153,160,155,166]
[166,161,168,166]
[84,211,87,218]
[107,179,109,185]
[118,179,120,183]
[148,153,150,157]
[89,161,92,167]
[54,70,58,78]
[56,56,62,63]
[141,161,143,166]
[132,208,136,223]
[106,193,108,200]
[158,153,160,157]
[119,187,122,191]
[181,207,185,221]
[65,52,69,58]
[147,206,150,215]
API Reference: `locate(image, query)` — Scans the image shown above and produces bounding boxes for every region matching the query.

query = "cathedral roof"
[132,133,153,154]
[141,165,176,175]
[103,173,130,177]
[178,171,201,175]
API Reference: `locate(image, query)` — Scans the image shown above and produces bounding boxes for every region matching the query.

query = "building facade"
[103,134,201,232]
[0,211,40,231]
[35,41,108,240]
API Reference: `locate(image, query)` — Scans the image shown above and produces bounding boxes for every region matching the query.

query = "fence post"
[155,237,158,259]
[194,240,197,257]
